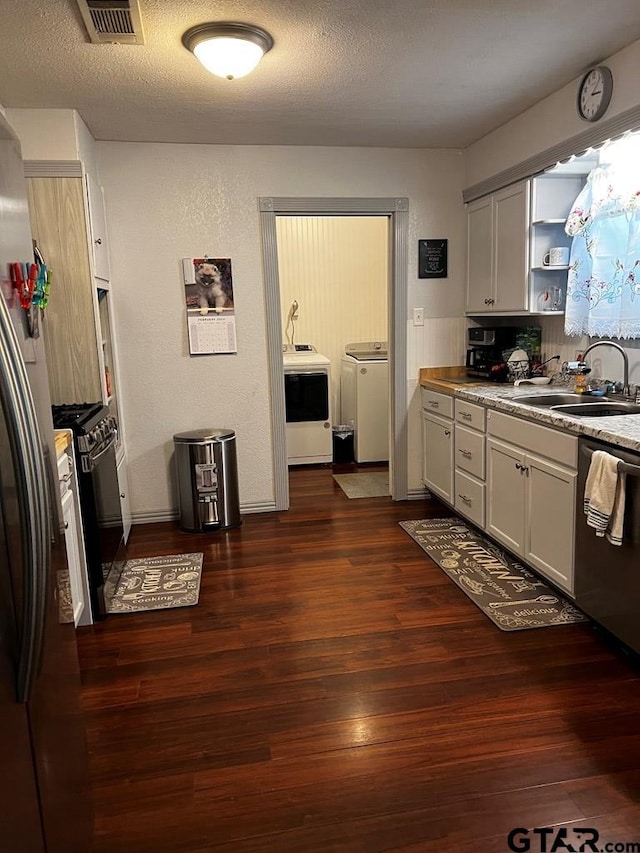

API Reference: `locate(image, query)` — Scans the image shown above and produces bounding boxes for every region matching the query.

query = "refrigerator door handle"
[0,291,50,703]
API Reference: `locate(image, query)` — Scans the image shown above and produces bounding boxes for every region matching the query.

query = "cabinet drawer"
[421,388,453,419]
[455,470,485,528]
[487,410,578,468]
[455,424,485,480]
[455,399,485,432]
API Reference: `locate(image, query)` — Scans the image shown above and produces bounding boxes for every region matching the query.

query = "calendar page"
[182,257,237,355]
[187,312,237,355]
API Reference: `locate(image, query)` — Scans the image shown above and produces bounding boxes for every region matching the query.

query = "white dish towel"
[583,450,626,546]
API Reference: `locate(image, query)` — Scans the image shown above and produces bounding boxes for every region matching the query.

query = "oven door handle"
[84,434,117,472]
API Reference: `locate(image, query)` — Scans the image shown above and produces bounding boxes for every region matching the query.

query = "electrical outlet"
[413,307,424,326]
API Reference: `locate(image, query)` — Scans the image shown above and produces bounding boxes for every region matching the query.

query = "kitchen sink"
[552,402,640,417]
[514,393,612,407]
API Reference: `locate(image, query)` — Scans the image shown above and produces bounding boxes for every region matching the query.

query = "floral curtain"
[564,136,640,338]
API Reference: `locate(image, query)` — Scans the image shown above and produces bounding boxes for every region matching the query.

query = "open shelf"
[532,265,570,272]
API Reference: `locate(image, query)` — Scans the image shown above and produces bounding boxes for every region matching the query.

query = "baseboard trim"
[131,500,278,526]
[407,487,432,501]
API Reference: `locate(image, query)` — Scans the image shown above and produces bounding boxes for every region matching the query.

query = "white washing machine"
[283,344,332,465]
[340,341,389,463]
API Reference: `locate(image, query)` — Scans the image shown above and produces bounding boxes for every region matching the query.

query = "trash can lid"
[173,428,235,443]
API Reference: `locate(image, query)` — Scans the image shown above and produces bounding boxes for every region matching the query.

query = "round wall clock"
[577,65,613,122]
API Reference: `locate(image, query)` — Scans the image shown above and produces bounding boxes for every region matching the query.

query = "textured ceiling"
[2,0,640,148]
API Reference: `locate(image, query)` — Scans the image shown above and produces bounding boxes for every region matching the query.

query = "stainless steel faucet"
[582,340,631,396]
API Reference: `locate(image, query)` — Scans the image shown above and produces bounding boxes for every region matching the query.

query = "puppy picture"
[192,258,234,315]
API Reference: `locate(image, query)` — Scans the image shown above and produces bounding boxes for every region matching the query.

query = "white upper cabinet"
[85,172,111,283]
[466,195,493,313]
[466,180,529,315]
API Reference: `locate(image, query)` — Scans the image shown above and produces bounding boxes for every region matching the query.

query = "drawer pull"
[428,400,439,407]
[458,449,472,458]
[460,411,472,420]
[458,493,472,504]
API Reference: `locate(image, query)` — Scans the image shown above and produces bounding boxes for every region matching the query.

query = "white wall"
[96,143,466,517]
[466,39,640,187]
[5,108,98,177]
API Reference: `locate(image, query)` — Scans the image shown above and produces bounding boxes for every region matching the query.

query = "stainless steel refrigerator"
[0,113,92,850]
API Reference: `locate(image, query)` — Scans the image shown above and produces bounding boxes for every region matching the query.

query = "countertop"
[418,366,488,392]
[54,428,72,457]
[420,374,640,453]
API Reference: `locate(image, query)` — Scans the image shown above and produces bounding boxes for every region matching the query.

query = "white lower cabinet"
[454,469,485,528]
[487,411,577,595]
[486,438,526,554]
[526,454,577,592]
[61,487,86,627]
[117,454,132,544]
[454,400,487,528]
[421,410,454,504]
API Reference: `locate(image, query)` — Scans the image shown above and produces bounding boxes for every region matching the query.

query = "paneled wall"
[276,216,388,419]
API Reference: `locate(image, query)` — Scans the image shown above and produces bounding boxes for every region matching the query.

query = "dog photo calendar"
[182,257,237,354]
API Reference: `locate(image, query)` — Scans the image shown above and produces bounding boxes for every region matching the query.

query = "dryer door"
[284,372,329,423]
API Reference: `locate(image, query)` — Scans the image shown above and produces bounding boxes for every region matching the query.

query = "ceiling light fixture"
[182,22,273,80]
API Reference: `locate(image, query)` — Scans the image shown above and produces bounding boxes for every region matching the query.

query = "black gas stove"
[52,402,107,433]
[52,403,118,456]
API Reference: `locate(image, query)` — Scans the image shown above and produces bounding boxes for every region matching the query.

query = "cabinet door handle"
[64,521,69,530]
[460,411,472,420]
[515,463,529,473]
[120,493,126,499]
[458,493,472,504]
[94,237,102,245]
[458,449,471,458]
[484,298,490,305]
[444,429,451,437]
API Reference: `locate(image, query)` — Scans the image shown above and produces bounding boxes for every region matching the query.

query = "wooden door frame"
[259,197,409,510]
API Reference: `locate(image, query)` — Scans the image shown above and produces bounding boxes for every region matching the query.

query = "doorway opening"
[259,197,409,511]
[277,214,388,491]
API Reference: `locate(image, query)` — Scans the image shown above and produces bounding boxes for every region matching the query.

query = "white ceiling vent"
[76,0,144,45]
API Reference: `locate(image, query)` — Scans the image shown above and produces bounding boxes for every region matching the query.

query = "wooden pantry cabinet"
[26,173,122,433]
[26,170,131,543]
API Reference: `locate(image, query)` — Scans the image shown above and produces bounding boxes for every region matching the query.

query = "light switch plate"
[413,307,424,326]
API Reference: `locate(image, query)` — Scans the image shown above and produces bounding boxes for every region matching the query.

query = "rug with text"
[105,552,203,614]
[400,518,587,631]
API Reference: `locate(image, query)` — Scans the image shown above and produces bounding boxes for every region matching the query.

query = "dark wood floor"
[78,466,640,852]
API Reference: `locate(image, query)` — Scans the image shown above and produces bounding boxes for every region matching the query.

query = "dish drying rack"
[503,352,560,382]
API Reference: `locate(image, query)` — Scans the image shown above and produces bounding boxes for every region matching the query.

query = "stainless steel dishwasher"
[575,436,640,655]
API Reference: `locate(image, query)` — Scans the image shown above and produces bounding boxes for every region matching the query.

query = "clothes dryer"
[283,344,332,465]
[340,342,389,463]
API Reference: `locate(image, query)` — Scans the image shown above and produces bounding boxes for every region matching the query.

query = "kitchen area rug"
[400,518,587,631]
[333,472,389,498]
[105,553,203,614]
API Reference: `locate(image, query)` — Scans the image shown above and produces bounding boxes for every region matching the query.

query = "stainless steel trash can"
[173,429,241,532]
